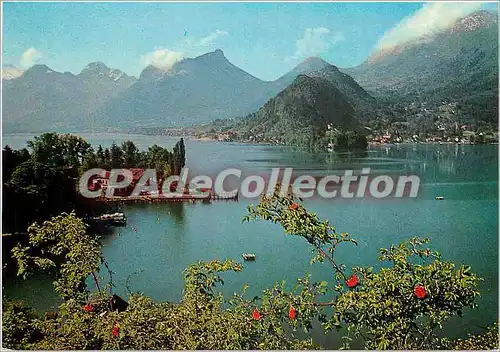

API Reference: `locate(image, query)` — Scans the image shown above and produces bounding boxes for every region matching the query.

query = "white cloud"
[20,47,42,67]
[286,27,344,61]
[196,29,229,47]
[376,2,483,51]
[140,48,184,70]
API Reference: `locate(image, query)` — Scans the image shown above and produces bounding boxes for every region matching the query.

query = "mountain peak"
[82,61,110,72]
[139,50,230,81]
[79,61,132,82]
[295,56,330,73]
[275,56,331,86]
[302,56,328,64]
[243,72,359,146]
[79,61,111,76]
[24,64,54,75]
[194,49,227,61]
[139,65,165,81]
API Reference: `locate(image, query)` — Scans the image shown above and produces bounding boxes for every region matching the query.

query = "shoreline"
[3,132,497,147]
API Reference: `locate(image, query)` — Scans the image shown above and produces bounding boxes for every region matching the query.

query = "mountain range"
[91,49,276,129]
[2,10,497,133]
[3,63,136,132]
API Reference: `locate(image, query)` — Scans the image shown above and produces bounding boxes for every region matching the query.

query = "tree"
[80,147,98,175]
[109,143,124,168]
[146,145,172,176]
[12,212,102,300]
[121,141,139,168]
[172,139,185,175]
[5,160,75,232]
[2,135,95,235]
[96,145,106,167]
[104,148,111,167]
[27,132,65,166]
[60,134,92,168]
[327,130,367,152]
[27,133,90,169]
[178,138,186,169]
[3,145,30,181]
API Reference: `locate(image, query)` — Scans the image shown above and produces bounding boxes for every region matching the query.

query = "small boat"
[435,196,445,200]
[242,253,256,261]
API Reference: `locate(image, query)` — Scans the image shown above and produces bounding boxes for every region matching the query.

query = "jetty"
[210,190,239,201]
[94,190,238,204]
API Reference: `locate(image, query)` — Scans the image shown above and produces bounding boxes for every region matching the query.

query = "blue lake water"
[2,133,498,348]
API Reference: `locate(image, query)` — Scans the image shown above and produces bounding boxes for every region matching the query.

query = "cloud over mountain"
[376,2,482,51]
[140,48,184,70]
[20,47,42,67]
[286,27,344,62]
[139,29,229,70]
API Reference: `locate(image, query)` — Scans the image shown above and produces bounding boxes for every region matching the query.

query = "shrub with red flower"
[112,324,120,337]
[288,307,296,320]
[414,285,427,299]
[252,308,261,320]
[289,203,299,211]
[83,304,93,312]
[346,274,360,288]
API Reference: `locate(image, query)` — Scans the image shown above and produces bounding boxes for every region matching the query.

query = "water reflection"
[369,144,498,180]
[124,202,186,225]
[159,202,186,224]
[324,150,368,164]
[291,143,498,183]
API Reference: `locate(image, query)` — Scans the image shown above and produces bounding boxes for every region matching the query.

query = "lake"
[2,133,498,348]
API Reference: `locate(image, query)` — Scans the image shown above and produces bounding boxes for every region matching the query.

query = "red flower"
[346,274,360,288]
[414,285,427,299]
[289,203,299,211]
[112,324,120,337]
[252,308,261,320]
[288,307,296,320]
[83,304,93,312]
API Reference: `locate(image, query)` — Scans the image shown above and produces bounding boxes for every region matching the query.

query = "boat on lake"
[242,253,256,261]
[92,212,127,226]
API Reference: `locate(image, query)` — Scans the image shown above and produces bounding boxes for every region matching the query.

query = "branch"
[102,257,114,296]
[91,271,102,294]
[307,236,348,282]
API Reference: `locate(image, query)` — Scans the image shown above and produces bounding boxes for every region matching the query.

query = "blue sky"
[2,2,497,81]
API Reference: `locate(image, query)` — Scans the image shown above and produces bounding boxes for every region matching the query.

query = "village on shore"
[126,124,498,147]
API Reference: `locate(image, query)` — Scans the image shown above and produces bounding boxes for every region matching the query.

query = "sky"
[2,1,498,81]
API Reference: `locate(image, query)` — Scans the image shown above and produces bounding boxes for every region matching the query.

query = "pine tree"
[104,148,111,169]
[96,145,105,166]
[110,143,124,168]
